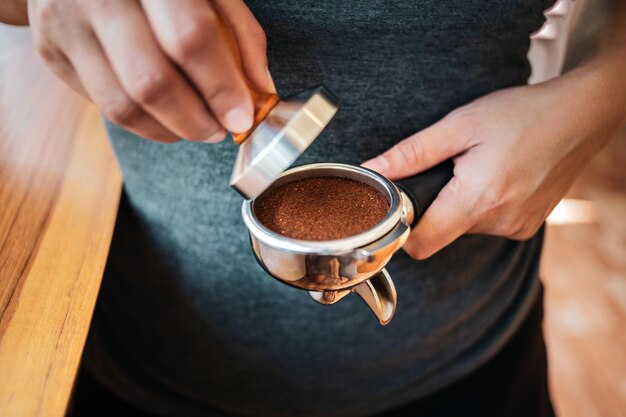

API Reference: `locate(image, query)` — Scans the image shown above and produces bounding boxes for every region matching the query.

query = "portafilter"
[239,161,453,325]
[229,83,452,325]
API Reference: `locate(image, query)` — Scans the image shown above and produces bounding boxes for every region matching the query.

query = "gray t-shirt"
[84,1,553,416]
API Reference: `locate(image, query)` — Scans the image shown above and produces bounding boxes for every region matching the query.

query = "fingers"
[29,0,87,98]
[362,121,465,180]
[140,0,254,134]
[66,32,179,143]
[88,0,222,141]
[212,0,275,94]
[402,176,474,260]
[361,117,474,259]
[34,36,89,99]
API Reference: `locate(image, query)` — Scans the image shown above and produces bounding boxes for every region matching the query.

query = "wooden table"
[0,25,122,416]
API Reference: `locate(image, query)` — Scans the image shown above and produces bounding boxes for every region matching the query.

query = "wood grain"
[0,25,122,417]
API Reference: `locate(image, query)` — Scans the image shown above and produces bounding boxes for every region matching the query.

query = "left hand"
[363,79,615,260]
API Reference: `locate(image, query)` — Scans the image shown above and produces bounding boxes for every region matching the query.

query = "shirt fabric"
[84,1,554,416]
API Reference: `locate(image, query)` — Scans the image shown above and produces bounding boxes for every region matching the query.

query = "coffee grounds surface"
[254,177,390,241]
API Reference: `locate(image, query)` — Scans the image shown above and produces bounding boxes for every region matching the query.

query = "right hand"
[29,0,275,143]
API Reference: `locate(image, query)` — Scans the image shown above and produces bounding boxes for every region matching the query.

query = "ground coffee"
[254,177,389,241]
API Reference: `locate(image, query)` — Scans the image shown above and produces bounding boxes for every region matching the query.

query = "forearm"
[544,1,626,151]
[0,0,28,25]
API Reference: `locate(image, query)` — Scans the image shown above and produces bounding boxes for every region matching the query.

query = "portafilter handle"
[395,160,455,228]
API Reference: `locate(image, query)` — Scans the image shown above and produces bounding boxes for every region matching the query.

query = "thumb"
[362,121,463,180]
[213,0,276,94]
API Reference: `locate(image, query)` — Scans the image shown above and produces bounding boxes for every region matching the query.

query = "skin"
[1,0,275,143]
[362,1,626,259]
[1,1,625,259]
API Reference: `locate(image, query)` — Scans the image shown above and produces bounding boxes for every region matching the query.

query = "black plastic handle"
[395,160,454,228]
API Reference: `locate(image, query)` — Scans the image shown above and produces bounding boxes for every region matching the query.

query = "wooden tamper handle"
[216,13,280,145]
[232,90,279,144]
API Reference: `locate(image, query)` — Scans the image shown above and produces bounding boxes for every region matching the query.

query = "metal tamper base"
[230,85,339,200]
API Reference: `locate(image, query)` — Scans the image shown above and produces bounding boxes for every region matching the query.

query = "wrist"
[537,62,626,153]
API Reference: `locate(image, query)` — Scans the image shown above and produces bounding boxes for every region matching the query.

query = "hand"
[363,77,618,260]
[29,0,275,143]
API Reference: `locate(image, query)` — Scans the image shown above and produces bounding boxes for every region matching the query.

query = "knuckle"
[448,104,478,125]
[480,186,507,214]
[171,16,215,61]
[169,9,221,61]
[34,38,56,62]
[440,179,476,227]
[446,107,481,147]
[396,136,425,167]
[102,97,138,125]
[505,224,522,238]
[514,222,541,240]
[34,42,73,79]
[501,217,526,237]
[510,229,532,240]
[203,84,239,107]
[37,0,61,22]
[126,70,169,104]
[248,24,267,48]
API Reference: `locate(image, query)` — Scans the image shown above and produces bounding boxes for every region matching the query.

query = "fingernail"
[362,155,389,174]
[224,107,253,133]
[266,66,277,94]
[202,130,227,143]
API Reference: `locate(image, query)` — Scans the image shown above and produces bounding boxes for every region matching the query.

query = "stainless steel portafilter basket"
[229,84,453,324]
[242,162,454,325]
